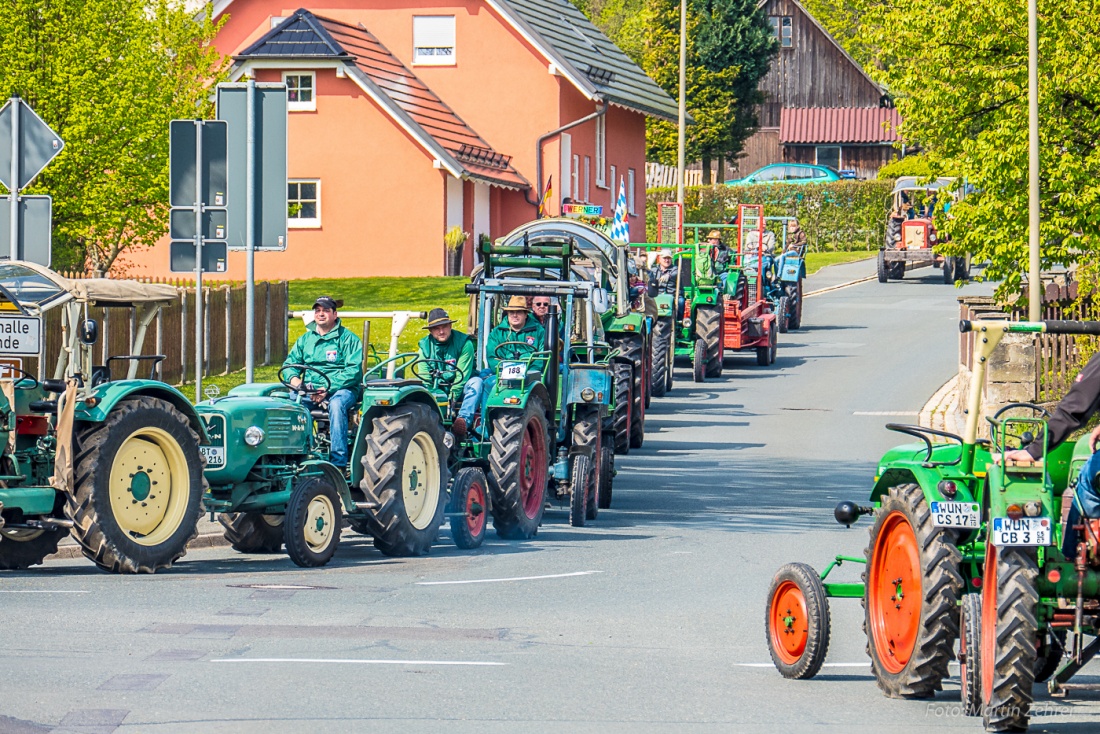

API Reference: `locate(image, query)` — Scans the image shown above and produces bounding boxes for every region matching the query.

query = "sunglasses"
[532,303,551,308]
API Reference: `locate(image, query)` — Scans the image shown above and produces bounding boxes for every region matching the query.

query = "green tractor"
[764,318,1100,733]
[0,262,207,574]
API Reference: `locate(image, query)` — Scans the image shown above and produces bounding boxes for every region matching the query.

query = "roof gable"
[237,9,349,58]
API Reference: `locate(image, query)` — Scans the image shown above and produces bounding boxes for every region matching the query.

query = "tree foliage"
[857,0,1100,300]
[0,0,226,274]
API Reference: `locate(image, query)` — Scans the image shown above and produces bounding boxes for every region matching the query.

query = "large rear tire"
[448,467,487,550]
[981,545,1038,732]
[219,512,284,554]
[68,397,206,574]
[863,483,963,698]
[613,335,647,449]
[960,593,982,716]
[766,562,831,679]
[789,281,803,330]
[488,397,549,540]
[777,296,790,334]
[692,339,706,383]
[650,318,672,399]
[357,403,448,557]
[612,362,632,454]
[0,527,65,570]
[697,304,723,378]
[571,409,600,524]
[284,475,342,568]
[597,431,614,509]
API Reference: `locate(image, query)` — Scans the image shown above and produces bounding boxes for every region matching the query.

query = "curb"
[47,528,231,562]
[919,374,960,434]
[804,274,877,298]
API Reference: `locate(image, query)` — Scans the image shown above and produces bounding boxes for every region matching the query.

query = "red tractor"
[879,177,969,284]
[722,204,779,366]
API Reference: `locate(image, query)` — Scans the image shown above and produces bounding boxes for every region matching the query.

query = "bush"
[646,180,895,251]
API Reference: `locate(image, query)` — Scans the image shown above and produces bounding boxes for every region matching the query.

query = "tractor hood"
[195,396,312,484]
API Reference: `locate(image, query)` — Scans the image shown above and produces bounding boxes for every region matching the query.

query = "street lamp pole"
[676,0,686,206]
[1027,0,1040,321]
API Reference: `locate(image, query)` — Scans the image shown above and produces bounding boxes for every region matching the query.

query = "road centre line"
[417,571,602,586]
[735,662,867,668]
[852,411,920,415]
[211,658,506,667]
[804,274,877,298]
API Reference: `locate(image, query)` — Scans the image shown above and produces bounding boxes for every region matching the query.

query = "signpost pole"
[245,79,256,383]
[9,96,19,261]
[194,120,204,402]
[1027,0,1040,321]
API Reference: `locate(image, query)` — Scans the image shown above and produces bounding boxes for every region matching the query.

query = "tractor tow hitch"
[834,501,874,528]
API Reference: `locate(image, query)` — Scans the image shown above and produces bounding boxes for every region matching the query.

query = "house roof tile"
[779,107,902,144]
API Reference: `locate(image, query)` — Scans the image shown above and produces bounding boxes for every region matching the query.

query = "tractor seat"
[365,379,421,388]
[310,410,328,422]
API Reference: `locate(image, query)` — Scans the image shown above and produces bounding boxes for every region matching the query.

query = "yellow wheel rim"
[261,514,284,528]
[402,431,441,530]
[107,426,191,547]
[303,493,335,552]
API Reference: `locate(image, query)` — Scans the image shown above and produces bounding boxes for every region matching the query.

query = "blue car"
[725,163,843,186]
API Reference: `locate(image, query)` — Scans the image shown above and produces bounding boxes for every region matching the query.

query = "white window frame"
[270,16,288,29]
[610,164,617,196]
[627,168,636,215]
[769,16,794,48]
[560,133,572,199]
[584,156,591,202]
[413,16,456,67]
[283,71,316,112]
[288,179,321,229]
[595,115,606,188]
[572,155,579,204]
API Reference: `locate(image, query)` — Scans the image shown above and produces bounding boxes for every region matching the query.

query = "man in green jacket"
[485,296,548,372]
[283,296,363,468]
[418,308,478,440]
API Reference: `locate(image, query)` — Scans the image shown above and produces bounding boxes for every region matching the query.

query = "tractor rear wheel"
[219,512,284,554]
[877,252,889,283]
[284,475,342,568]
[863,483,963,698]
[960,593,982,716]
[68,397,205,574]
[756,327,777,367]
[571,408,600,524]
[613,335,647,449]
[597,431,614,510]
[488,397,549,540]
[697,304,723,378]
[981,545,1038,732]
[766,562,831,679]
[651,318,672,398]
[358,403,448,557]
[0,527,65,570]
[789,282,803,330]
[448,467,487,550]
[568,453,590,527]
[889,262,906,280]
[693,339,706,382]
[777,296,790,334]
[612,362,633,454]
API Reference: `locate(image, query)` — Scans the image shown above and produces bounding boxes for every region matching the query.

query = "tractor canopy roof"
[0,261,178,315]
[496,218,622,275]
[891,176,958,194]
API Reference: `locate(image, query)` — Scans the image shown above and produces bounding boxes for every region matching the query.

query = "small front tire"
[766,562,831,679]
[283,476,343,568]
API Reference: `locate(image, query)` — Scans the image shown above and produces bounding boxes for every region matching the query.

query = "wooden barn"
[734,0,904,180]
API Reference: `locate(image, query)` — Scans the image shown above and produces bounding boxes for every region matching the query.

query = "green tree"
[0,0,226,274]
[858,0,1100,299]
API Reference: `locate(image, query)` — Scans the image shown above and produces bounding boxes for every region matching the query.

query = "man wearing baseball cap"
[418,308,479,440]
[282,296,363,468]
[485,296,547,372]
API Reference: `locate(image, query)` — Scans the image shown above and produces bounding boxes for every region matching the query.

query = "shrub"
[646,180,895,251]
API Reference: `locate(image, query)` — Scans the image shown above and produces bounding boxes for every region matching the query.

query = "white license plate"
[930,501,981,529]
[991,517,1051,546]
[200,446,225,468]
[500,362,527,380]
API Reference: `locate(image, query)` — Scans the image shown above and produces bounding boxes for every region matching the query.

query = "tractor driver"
[708,230,733,289]
[486,296,547,372]
[418,308,478,441]
[649,248,686,318]
[283,296,364,469]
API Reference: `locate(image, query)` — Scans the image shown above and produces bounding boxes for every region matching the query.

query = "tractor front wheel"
[448,467,487,550]
[777,296,790,334]
[756,327,777,367]
[766,562,831,679]
[613,335,647,449]
[693,339,706,383]
[943,257,955,284]
[877,252,889,283]
[568,453,591,527]
[981,545,1038,732]
[0,527,65,570]
[960,593,982,716]
[788,281,803,330]
[219,512,283,553]
[571,409,600,523]
[67,397,205,574]
[863,483,963,698]
[488,397,549,540]
[358,403,448,557]
[597,431,614,509]
[612,362,632,454]
[284,476,342,568]
[651,318,672,398]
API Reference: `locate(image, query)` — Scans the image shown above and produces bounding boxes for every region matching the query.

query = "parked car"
[725,163,842,186]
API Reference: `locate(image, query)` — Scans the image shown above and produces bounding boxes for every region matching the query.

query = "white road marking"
[417,571,601,586]
[0,590,88,593]
[852,411,920,416]
[211,658,506,667]
[736,662,867,668]
[804,274,877,298]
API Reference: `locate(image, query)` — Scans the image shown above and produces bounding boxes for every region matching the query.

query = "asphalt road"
[3,262,1097,734]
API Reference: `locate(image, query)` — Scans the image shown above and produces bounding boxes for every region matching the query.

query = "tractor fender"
[76,381,208,443]
[299,459,355,513]
[871,442,981,507]
[485,381,551,416]
[350,386,443,489]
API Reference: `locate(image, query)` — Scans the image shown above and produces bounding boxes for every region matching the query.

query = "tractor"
[0,262,207,574]
[764,318,1100,733]
[880,176,969,284]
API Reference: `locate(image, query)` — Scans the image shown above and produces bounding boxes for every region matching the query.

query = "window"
[584,156,591,202]
[754,165,784,182]
[288,180,320,228]
[609,164,617,194]
[627,168,636,215]
[595,115,606,187]
[560,133,572,198]
[270,16,288,29]
[816,146,841,170]
[768,16,793,48]
[413,16,456,66]
[572,155,579,203]
[283,72,315,111]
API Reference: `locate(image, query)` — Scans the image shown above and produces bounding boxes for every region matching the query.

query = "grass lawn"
[804,250,875,275]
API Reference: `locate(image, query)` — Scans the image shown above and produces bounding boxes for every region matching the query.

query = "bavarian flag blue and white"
[610,175,630,244]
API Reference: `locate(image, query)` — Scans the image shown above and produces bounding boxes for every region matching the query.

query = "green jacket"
[418,330,475,400]
[283,318,364,395]
[486,314,547,371]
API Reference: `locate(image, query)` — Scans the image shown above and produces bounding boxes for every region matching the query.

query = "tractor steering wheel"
[278,364,332,397]
[410,358,469,388]
[493,341,541,359]
[364,352,422,381]
[0,366,39,391]
[989,402,1051,452]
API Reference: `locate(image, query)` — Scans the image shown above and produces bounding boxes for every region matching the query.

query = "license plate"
[500,362,527,380]
[200,414,226,468]
[991,517,1051,546]
[930,501,981,529]
[200,446,225,467]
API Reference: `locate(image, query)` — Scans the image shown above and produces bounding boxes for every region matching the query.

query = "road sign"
[0,195,51,266]
[169,120,228,208]
[0,314,41,356]
[0,98,64,191]
[216,84,288,251]
[170,208,227,240]
[170,241,227,273]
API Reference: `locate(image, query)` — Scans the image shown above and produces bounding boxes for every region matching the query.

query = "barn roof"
[779,107,902,144]
[237,10,529,190]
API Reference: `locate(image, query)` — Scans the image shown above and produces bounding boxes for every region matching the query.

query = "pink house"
[123,1,677,278]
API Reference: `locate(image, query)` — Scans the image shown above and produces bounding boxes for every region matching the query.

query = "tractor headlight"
[894,234,902,242]
[581,388,596,402]
[443,432,455,449]
[244,426,265,446]
[1024,501,1042,517]
[682,318,691,327]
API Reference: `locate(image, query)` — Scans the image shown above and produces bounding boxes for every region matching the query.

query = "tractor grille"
[266,411,301,448]
[747,281,758,302]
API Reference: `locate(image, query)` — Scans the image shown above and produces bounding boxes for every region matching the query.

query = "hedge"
[645,180,896,251]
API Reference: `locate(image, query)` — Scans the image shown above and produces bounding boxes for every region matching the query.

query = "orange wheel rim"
[981,544,997,702]
[770,580,809,665]
[868,511,922,673]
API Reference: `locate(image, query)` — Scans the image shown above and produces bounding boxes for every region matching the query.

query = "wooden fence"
[645,162,703,189]
[40,276,288,385]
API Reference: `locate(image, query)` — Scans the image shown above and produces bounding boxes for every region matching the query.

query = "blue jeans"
[303,388,356,467]
[458,376,484,422]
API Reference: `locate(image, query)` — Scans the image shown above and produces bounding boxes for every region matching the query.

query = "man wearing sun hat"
[418,308,479,440]
[485,296,547,372]
[283,296,363,468]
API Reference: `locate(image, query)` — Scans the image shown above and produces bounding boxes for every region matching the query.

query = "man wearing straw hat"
[418,308,479,441]
[485,296,547,372]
